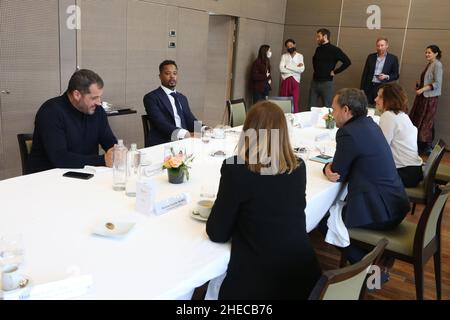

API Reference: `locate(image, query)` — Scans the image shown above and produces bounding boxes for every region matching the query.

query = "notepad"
[310,154,333,164]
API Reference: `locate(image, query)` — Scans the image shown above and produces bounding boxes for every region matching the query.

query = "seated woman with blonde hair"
[375,83,423,187]
[206,101,321,299]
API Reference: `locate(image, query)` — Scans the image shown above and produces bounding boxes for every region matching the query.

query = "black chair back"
[17,133,33,175]
[141,115,151,148]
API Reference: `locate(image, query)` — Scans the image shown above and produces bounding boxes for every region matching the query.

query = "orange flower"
[169,157,183,168]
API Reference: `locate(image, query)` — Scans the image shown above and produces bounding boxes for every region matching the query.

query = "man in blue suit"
[324,88,410,263]
[360,37,399,105]
[143,60,199,146]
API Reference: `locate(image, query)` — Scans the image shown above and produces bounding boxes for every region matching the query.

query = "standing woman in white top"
[409,45,443,155]
[280,39,305,113]
[375,83,424,187]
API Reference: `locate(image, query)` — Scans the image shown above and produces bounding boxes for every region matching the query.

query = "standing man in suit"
[360,37,399,106]
[143,60,199,146]
[323,88,410,264]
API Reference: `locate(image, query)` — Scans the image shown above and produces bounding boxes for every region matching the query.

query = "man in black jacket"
[360,37,399,105]
[309,28,351,109]
[29,69,117,173]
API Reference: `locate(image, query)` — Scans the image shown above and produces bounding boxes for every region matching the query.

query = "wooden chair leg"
[411,202,416,215]
[191,281,209,300]
[434,251,442,300]
[339,251,347,268]
[413,262,424,300]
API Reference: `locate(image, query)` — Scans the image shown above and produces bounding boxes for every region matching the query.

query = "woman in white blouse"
[375,83,423,187]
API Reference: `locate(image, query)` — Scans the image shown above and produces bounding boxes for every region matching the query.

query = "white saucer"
[190,211,208,222]
[210,150,227,157]
[92,221,136,239]
[0,276,32,298]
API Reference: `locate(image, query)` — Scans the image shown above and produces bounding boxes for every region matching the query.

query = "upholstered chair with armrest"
[309,239,388,300]
[344,183,450,300]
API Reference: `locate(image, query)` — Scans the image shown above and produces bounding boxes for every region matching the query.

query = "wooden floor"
[311,151,450,300]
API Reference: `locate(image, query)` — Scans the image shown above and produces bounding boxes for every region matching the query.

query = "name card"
[141,163,164,177]
[136,179,157,216]
[154,193,190,216]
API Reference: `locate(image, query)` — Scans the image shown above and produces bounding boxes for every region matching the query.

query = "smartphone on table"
[63,171,94,180]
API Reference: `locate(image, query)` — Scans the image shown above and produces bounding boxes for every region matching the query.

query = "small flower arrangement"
[163,148,194,182]
[323,109,334,122]
[323,109,335,129]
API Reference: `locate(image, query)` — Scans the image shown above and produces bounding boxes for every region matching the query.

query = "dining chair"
[17,133,33,175]
[226,99,247,127]
[309,239,388,300]
[141,115,151,148]
[405,139,446,215]
[344,183,450,300]
[267,96,294,114]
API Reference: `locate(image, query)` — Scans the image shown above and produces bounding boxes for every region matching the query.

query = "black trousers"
[252,82,271,105]
[397,165,424,188]
[365,82,383,105]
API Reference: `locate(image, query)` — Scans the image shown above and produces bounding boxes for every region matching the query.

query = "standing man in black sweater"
[309,28,351,109]
[28,69,118,173]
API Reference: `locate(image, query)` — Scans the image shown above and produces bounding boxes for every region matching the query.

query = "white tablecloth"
[0,121,341,300]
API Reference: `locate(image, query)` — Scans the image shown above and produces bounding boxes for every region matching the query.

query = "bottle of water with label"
[125,143,140,197]
[112,139,128,191]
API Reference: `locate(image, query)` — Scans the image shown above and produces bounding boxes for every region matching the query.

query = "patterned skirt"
[409,95,439,143]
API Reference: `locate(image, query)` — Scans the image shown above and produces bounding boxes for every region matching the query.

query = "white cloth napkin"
[325,184,350,248]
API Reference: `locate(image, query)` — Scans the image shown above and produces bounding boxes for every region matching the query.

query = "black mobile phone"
[63,171,94,180]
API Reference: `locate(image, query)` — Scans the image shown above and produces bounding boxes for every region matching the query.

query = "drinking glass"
[200,184,217,200]
[0,234,24,267]
[297,147,310,163]
[201,127,213,144]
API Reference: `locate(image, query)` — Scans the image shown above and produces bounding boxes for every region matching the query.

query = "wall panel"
[0,0,60,178]
[79,0,127,105]
[285,0,342,27]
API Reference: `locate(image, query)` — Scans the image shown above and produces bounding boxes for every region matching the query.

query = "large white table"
[0,116,343,300]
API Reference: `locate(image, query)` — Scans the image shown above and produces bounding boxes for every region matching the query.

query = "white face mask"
[267,51,272,59]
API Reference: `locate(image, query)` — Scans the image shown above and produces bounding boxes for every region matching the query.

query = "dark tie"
[170,92,187,129]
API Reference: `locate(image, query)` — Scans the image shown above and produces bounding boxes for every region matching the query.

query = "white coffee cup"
[194,200,214,219]
[1,265,24,291]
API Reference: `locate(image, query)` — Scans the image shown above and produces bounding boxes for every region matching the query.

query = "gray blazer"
[423,60,443,98]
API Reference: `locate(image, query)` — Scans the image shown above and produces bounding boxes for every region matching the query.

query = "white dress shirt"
[279,52,305,83]
[160,85,189,139]
[372,54,388,83]
[379,110,423,168]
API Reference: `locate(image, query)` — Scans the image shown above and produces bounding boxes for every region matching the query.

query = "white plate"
[92,221,136,238]
[190,211,208,222]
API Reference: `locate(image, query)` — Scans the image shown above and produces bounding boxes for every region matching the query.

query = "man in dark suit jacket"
[360,37,399,105]
[143,60,198,146]
[324,88,410,263]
